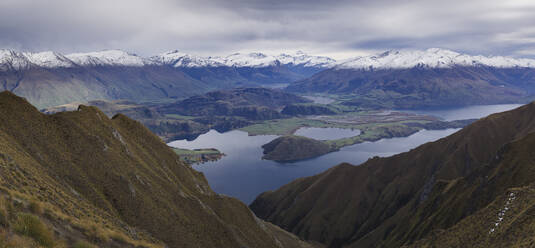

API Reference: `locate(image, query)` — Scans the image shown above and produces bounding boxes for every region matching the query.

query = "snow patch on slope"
[25,51,76,68]
[489,192,516,234]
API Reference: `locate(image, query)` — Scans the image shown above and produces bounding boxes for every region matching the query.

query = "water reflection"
[169,128,459,203]
[168,104,521,203]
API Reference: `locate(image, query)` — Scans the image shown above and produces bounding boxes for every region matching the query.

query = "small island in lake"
[262,135,337,162]
[172,147,225,164]
[260,118,476,163]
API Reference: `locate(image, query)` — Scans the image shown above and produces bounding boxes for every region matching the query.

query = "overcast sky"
[1,0,535,59]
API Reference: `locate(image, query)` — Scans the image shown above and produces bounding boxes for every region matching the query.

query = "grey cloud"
[0,0,534,58]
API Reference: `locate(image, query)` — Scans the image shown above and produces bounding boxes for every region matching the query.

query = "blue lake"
[400,104,522,121]
[168,104,522,204]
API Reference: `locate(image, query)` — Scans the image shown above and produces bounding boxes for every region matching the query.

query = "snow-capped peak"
[338,48,535,70]
[276,51,337,68]
[0,49,76,70]
[66,50,154,67]
[24,51,76,68]
[151,50,223,67]
[207,51,337,68]
[0,49,31,70]
[212,52,279,67]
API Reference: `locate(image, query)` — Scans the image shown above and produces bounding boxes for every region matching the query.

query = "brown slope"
[0,91,317,248]
[407,131,535,247]
[250,102,535,247]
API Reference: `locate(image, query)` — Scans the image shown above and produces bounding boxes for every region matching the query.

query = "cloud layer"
[1,0,535,58]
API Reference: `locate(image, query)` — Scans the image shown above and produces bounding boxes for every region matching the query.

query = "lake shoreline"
[168,104,522,203]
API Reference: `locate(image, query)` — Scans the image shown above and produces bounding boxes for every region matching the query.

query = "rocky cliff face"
[251,102,535,247]
[0,91,318,248]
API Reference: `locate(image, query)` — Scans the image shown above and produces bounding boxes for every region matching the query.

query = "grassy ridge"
[0,91,318,248]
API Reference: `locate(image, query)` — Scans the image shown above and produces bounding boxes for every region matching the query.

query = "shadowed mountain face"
[0,63,320,109]
[0,66,216,109]
[251,102,535,247]
[286,67,535,109]
[0,91,318,248]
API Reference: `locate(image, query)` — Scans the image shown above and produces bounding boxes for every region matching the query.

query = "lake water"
[168,104,521,204]
[400,104,522,121]
[294,127,360,140]
[169,128,459,203]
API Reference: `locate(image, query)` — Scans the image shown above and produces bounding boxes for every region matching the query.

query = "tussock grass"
[73,240,97,248]
[14,213,55,248]
[28,201,43,216]
[0,229,37,248]
[0,196,8,227]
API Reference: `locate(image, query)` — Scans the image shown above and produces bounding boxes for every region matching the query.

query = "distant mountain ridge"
[286,49,535,109]
[0,49,337,70]
[337,48,535,70]
[3,47,535,109]
[4,48,535,70]
[0,49,338,109]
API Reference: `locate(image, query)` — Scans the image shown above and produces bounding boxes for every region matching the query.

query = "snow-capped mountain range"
[337,48,535,70]
[1,48,535,71]
[150,50,338,68]
[0,49,337,71]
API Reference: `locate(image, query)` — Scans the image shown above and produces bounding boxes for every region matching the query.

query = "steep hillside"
[405,132,535,247]
[251,102,535,247]
[286,66,534,109]
[0,91,317,248]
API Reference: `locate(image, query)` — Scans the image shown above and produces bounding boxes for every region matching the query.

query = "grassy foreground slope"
[0,91,318,248]
[251,102,535,247]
